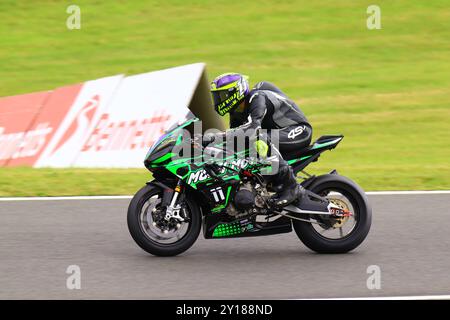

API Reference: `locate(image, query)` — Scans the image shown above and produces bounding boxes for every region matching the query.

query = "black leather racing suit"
[228,81,312,207]
[229,81,312,154]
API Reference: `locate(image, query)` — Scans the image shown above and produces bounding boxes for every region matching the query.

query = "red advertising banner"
[5,84,82,166]
[0,91,51,166]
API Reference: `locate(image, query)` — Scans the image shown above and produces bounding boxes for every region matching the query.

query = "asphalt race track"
[0,193,449,299]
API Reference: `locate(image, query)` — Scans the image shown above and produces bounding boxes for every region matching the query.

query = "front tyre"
[127,183,201,256]
[294,174,372,253]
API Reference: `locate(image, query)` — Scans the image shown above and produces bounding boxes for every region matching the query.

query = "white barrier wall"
[35,75,123,167]
[73,63,207,168]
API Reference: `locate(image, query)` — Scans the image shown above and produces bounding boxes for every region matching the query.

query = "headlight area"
[144,143,175,169]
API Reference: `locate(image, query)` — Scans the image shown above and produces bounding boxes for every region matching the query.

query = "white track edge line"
[0,195,133,201]
[366,190,450,195]
[303,294,450,300]
[0,191,449,201]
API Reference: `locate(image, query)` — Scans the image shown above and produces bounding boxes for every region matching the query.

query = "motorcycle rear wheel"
[293,174,372,253]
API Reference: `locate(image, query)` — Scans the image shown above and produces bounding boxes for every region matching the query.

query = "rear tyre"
[127,183,201,256]
[293,174,372,253]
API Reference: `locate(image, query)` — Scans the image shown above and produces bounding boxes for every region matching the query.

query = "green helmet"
[210,73,249,116]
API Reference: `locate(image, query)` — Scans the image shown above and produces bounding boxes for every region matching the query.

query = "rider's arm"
[229,111,243,129]
[230,92,267,133]
[205,93,267,144]
[235,92,267,132]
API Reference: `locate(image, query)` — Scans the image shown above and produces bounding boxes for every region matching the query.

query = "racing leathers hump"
[229,81,310,131]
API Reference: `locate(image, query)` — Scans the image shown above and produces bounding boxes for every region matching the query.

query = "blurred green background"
[0,0,449,196]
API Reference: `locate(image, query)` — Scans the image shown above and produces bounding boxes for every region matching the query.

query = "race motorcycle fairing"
[128,115,371,256]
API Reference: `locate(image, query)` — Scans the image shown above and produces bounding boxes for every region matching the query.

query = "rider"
[208,73,313,208]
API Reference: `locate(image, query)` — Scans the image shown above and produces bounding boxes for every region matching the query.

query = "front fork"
[163,180,186,222]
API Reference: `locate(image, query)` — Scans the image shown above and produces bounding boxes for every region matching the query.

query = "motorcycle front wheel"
[127,183,201,256]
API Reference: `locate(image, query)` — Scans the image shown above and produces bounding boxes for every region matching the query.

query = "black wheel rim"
[138,191,191,245]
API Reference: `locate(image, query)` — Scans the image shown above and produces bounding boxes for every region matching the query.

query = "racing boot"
[269,163,300,209]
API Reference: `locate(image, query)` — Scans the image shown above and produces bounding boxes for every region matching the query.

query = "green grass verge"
[0,0,449,196]
[0,164,448,197]
[0,168,148,197]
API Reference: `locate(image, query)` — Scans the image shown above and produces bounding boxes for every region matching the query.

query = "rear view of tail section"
[288,135,343,174]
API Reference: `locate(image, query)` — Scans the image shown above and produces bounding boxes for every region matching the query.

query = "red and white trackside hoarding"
[72,64,204,168]
[34,75,123,167]
[0,91,51,166]
[0,63,222,168]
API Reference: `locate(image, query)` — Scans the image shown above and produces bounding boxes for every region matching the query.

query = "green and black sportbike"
[127,115,371,256]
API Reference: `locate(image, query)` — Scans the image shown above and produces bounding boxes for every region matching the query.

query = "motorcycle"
[127,115,371,256]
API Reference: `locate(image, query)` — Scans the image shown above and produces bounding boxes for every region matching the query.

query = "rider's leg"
[224,126,307,208]
[253,135,299,208]
[266,124,312,208]
[267,152,300,208]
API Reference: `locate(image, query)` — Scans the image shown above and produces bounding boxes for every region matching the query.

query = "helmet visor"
[212,89,235,107]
